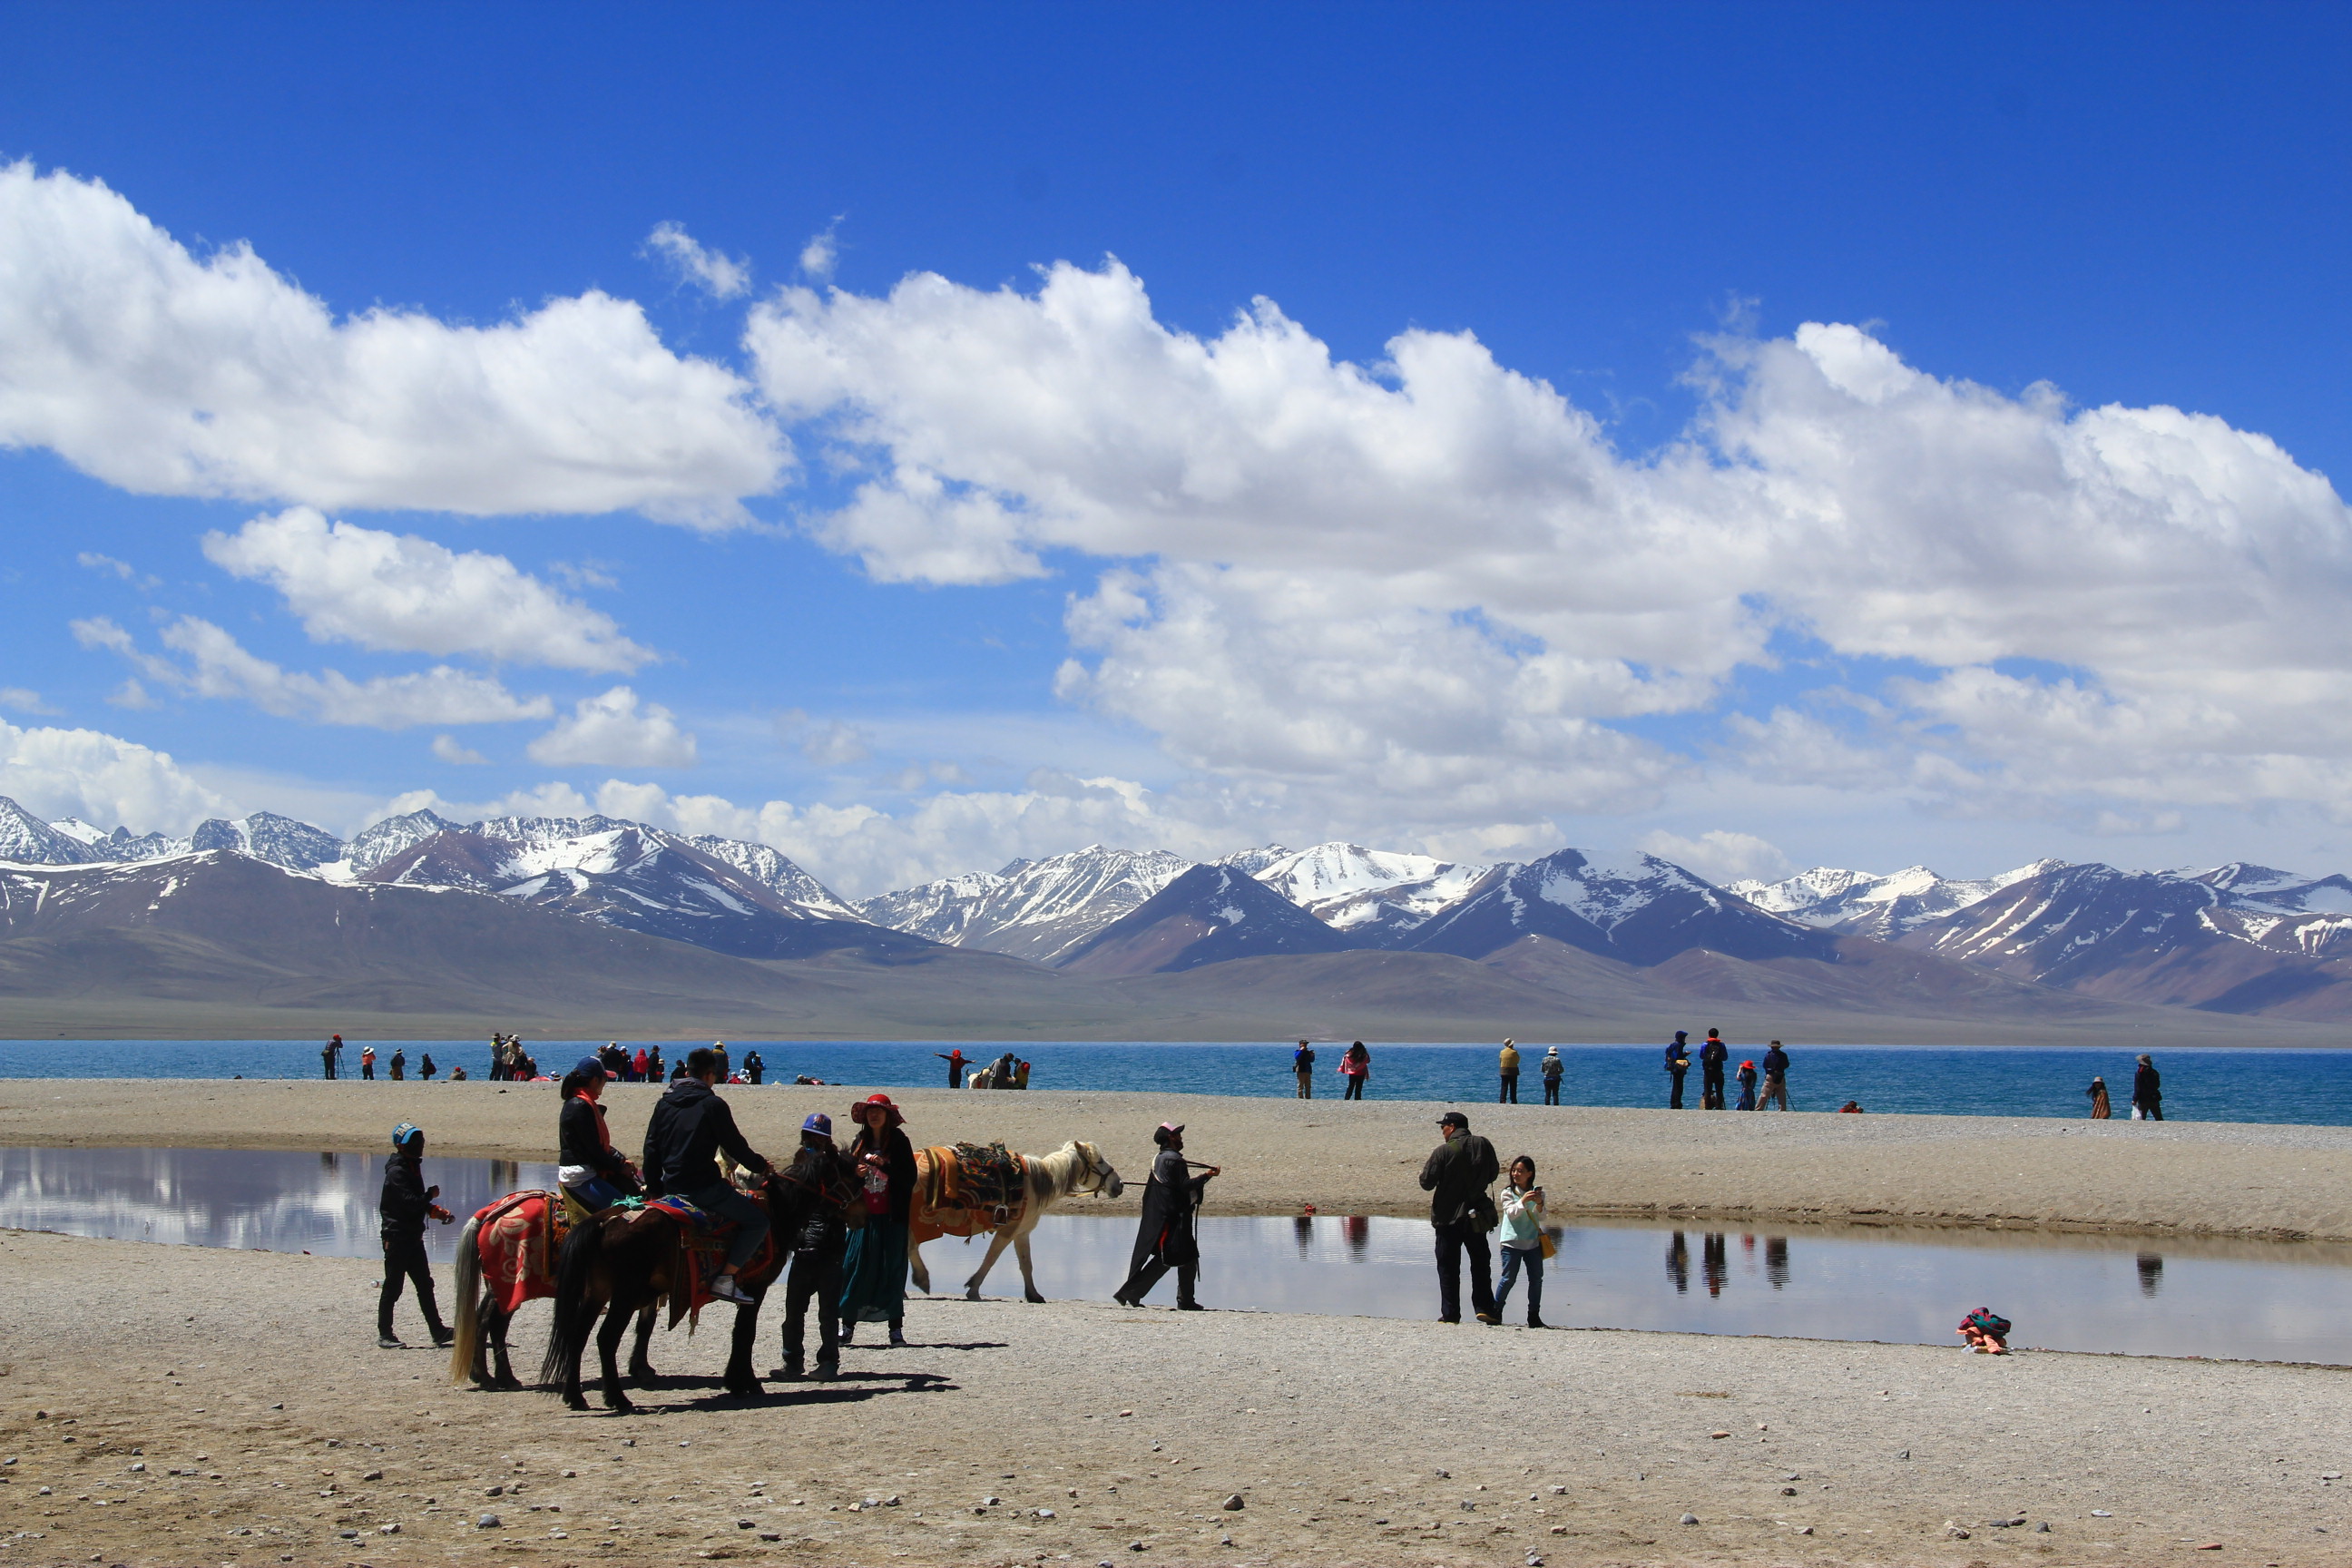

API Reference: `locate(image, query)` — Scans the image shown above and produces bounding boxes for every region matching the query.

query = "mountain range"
[6,792,2352,1035]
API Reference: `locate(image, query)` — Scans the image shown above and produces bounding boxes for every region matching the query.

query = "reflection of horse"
[907,1141,1122,1302]
[536,1171,816,1411]
[447,1192,656,1390]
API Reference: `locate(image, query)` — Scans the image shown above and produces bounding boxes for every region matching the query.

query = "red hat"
[1740,1059,1756,1069]
[853,1093,905,1130]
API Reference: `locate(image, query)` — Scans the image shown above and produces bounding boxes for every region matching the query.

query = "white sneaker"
[709,1274,756,1306]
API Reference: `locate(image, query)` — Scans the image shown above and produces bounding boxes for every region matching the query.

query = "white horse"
[906,1139,1122,1302]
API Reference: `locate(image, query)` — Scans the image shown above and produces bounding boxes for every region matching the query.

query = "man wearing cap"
[642,1047,773,1307]
[1419,1110,1502,1324]
[1114,1123,1216,1309]
[1498,1038,1521,1103]
[779,1112,856,1378]
[377,1122,455,1348]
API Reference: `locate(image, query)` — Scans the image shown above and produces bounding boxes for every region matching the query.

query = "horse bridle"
[1075,1145,1118,1195]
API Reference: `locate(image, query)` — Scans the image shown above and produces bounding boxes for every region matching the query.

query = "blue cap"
[573,1055,608,1080]
[801,1112,832,1136]
[391,1122,422,1149]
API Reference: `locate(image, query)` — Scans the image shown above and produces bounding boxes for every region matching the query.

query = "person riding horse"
[641,1046,771,1306]
[558,1056,641,1213]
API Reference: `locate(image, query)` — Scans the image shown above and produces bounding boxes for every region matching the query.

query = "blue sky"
[2,4,2349,896]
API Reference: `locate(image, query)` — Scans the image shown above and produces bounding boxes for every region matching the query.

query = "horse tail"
[447,1211,485,1384]
[537,1210,607,1390]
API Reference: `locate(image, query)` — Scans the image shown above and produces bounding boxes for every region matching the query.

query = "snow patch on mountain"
[1731,859,2065,939]
[855,845,1194,962]
[1249,841,1497,943]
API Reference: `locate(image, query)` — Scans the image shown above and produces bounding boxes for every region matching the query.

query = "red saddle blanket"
[473,1190,567,1317]
[635,1192,778,1325]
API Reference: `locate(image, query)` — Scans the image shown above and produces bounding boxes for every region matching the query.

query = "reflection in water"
[12,1146,2352,1364]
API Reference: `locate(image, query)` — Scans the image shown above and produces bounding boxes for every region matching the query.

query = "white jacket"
[1499,1183,1544,1250]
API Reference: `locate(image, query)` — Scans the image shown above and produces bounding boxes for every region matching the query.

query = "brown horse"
[447,1191,659,1390]
[537,1170,815,1411]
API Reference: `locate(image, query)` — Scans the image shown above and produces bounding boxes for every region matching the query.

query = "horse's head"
[1070,1140,1122,1199]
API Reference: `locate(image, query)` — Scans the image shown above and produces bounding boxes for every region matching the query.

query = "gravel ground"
[5,1229,2352,1567]
[8,1080,2352,1240]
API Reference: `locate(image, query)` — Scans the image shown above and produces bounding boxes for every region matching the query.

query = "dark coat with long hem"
[1129,1145,1209,1271]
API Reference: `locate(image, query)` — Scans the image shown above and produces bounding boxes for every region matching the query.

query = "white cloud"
[201,508,652,672]
[431,734,488,766]
[524,686,697,768]
[0,163,783,525]
[775,710,874,767]
[0,687,55,714]
[74,614,553,729]
[1637,828,1792,885]
[644,221,751,300]
[76,551,159,589]
[746,259,2352,833]
[798,221,841,283]
[0,717,229,832]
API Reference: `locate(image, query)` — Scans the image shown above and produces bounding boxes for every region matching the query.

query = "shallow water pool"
[6,1144,2347,1365]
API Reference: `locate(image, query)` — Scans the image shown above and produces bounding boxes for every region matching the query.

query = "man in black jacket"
[1699,1029,1730,1111]
[1419,1110,1501,1325]
[1114,1123,1216,1309]
[778,1112,855,1377]
[642,1047,773,1306]
[378,1123,453,1348]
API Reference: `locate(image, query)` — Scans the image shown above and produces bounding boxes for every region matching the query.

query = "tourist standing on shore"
[1340,1041,1370,1099]
[1419,1110,1501,1325]
[646,1044,663,1082]
[1665,1033,1690,1108]
[743,1049,765,1085]
[1734,1059,1759,1110]
[322,1034,344,1080]
[2132,1054,2163,1120]
[1494,1155,1546,1328]
[2086,1076,2112,1118]
[632,1046,651,1083]
[389,1047,407,1082]
[1497,1039,1521,1103]
[936,1048,968,1088]
[839,1093,916,1346]
[1700,1030,1729,1110]
[1540,1045,1563,1105]
[1115,1122,1215,1309]
[360,1044,377,1081]
[780,1112,854,1379]
[377,1122,453,1348]
[1759,1041,1789,1111]
[1293,1041,1317,1098]
[419,1052,436,1082]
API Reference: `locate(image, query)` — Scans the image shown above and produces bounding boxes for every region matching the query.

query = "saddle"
[922,1142,1028,1228]
[637,1190,778,1328]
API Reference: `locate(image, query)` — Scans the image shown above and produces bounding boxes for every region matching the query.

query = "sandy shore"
[9,1078,2352,1241]
[4,1227,2349,1567]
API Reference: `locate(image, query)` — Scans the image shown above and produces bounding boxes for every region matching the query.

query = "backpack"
[1965,1309,2012,1339]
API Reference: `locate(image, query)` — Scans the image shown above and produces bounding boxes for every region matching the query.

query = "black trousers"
[1433,1220,1495,1322]
[780,1247,844,1364]
[1543,1076,1561,1104]
[322,1059,337,1080]
[1701,1068,1726,1109]
[378,1233,445,1337]
[1343,1075,1365,1100]
[361,1063,374,1080]
[1118,1255,1198,1307]
[2137,1101,2164,1121]
[1499,1073,1518,1103]
[1668,1070,1687,1108]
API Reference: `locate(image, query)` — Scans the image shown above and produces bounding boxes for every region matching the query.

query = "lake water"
[7,1144,2348,1365]
[3,1038,2350,1123]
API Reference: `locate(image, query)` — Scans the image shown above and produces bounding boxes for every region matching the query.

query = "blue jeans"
[689,1180,769,1271]
[1496,1244,1544,1323]
[570,1176,626,1212]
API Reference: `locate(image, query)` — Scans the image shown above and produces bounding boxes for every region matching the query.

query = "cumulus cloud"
[524,686,697,768]
[1637,828,1792,885]
[798,220,841,283]
[73,614,552,729]
[202,508,652,672]
[0,716,229,831]
[746,259,2352,831]
[644,221,751,300]
[0,162,783,524]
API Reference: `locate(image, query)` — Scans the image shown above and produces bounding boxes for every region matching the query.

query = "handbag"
[1539,1230,1558,1259]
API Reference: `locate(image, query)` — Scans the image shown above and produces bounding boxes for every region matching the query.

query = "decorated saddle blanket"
[918,1142,1028,1233]
[640,1191,779,1327]
[472,1190,568,1316]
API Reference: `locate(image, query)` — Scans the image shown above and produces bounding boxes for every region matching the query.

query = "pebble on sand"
[1679,1513,1699,1525]
[477,1514,501,1529]
[1221,1494,1244,1510]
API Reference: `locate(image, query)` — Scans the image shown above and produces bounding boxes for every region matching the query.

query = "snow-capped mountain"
[0,798,100,865]
[685,834,862,918]
[1406,848,1838,965]
[361,817,901,960]
[348,808,458,874]
[1055,862,1354,975]
[2190,862,2352,916]
[187,811,347,871]
[1731,860,2066,940]
[1213,845,1294,876]
[1250,841,1496,946]
[855,846,1194,963]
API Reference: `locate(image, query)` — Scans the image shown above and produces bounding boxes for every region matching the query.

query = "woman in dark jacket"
[557,1056,637,1211]
[838,1093,917,1347]
[2132,1054,2163,1121]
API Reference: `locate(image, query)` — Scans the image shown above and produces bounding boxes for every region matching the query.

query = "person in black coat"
[742,1049,765,1085]
[1420,1109,1501,1324]
[377,1122,454,1348]
[2132,1054,2164,1120]
[778,1112,856,1377]
[1114,1123,1217,1308]
[1699,1029,1729,1110]
[558,1056,638,1211]
[1664,1032,1691,1109]
[642,1047,772,1305]
[838,1094,918,1345]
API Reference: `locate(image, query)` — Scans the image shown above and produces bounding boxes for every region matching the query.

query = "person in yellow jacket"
[1497,1038,1522,1103]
